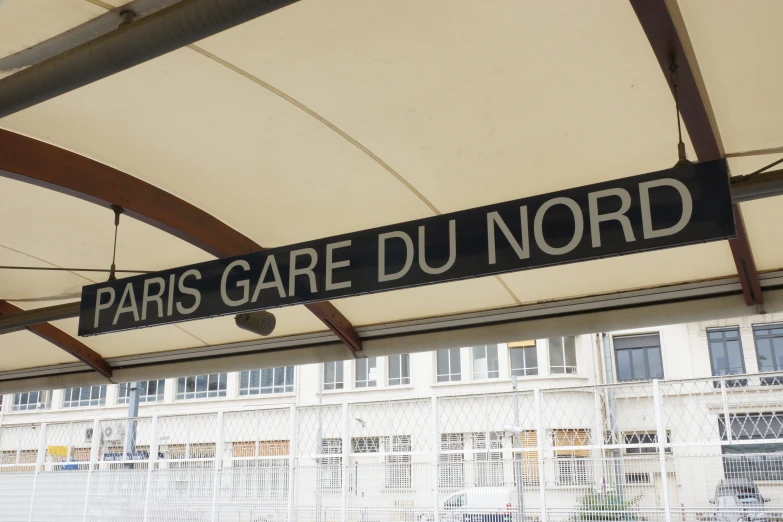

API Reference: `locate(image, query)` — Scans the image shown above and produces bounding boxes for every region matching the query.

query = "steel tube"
[0,301,80,334]
[730,169,783,203]
[0,0,298,118]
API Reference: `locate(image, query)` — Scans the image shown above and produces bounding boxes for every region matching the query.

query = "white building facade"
[1,312,782,522]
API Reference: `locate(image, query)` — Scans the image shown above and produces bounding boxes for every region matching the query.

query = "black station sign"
[79,160,735,336]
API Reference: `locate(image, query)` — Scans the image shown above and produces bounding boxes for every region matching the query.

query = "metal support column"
[534,390,547,522]
[287,405,297,522]
[512,376,525,522]
[143,415,159,522]
[28,422,47,522]
[432,395,440,522]
[211,411,224,522]
[124,382,139,469]
[82,418,102,522]
[341,401,349,522]
[653,380,672,522]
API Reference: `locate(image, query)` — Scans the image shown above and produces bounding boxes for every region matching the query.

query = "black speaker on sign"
[234,311,276,336]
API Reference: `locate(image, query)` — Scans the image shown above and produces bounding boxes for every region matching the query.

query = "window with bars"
[13,391,52,411]
[117,380,166,404]
[473,432,504,487]
[509,340,538,377]
[355,358,378,388]
[515,431,539,485]
[320,438,342,489]
[231,441,290,499]
[719,412,783,481]
[324,362,344,390]
[239,367,294,395]
[753,325,783,385]
[553,429,591,485]
[614,334,663,382]
[549,336,577,374]
[388,354,411,386]
[175,374,227,400]
[472,345,500,380]
[386,436,412,489]
[0,450,37,472]
[437,349,461,382]
[63,385,106,408]
[708,328,747,387]
[439,433,464,488]
[352,437,380,454]
[623,431,672,454]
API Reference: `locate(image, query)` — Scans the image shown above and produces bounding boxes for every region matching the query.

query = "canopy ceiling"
[0,0,781,391]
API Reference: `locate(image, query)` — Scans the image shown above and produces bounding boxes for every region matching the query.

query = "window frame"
[175,374,227,401]
[385,435,412,490]
[238,367,294,396]
[509,341,539,377]
[63,385,107,408]
[472,345,500,380]
[752,324,783,385]
[324,361,344,390]
[548,336,577,374]
[436,348,462,383]
[117,380,166,404]
[388,354,411,386]
[707,327,747,387]
[613,334,664,382]
[13,390,52,412]
[623,431,672,455]
[355,357,378,388]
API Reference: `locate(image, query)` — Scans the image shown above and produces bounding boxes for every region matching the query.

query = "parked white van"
[421,487,519,522]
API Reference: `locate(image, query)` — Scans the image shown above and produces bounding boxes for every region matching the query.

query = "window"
[167,443,216,498]
[352,437,380,453]
[117,380,166,404]
[614,334,663,382]
[13,391,52,411]
[753,325,783,385]
[320,438,342,489]
[472,345,500,380]
[386,436,412,489]
[514,431,539,485]
[554,429,591,485]
[388,354,410,386]
[63,385,106,408]
[324,361,344,390]
[474,432,503,487]
[509,340,538,376]
[439,433,464,488]
[0,449,37,472]
[719,412,783,481]
[437,349,461,382]
[355,357,378,388]
[549,336,577,374]
[625,473,651,484]
[239,367,294,395]
[175,374,227,400]
[623,431,672,454]
[708,328,747,387]
[231,441,289,499]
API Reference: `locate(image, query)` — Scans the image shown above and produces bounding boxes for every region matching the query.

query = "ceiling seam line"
[0,243,98,286]
[187,45,524,306]
[186,44,441,216]
[83,0,114,9]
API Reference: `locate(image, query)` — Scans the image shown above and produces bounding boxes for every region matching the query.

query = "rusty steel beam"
[0,300,112,377]
[629,0,763,306]
[0,129,362,354]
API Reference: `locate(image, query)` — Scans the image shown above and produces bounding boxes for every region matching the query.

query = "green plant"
[569,492,645,522]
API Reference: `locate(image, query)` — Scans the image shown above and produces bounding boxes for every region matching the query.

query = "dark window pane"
[631,349,646,379]
[647,347,663,379]
[549,340,564,367]
[617,350,632,381]
[437,350,449,376]
[240,371,249,390]
[450,349,461,375]
[757,340,774,371]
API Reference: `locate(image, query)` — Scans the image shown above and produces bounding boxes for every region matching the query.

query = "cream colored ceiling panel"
[333,277,517,326]
[679,0,783,154]
[0,0,105,61]
[0,176,213,288]
[199,0,694,213]
[176,305,329,346]
[0,330,78,370]
[0,245,88,302]
[739,198,783,273]
[1,47,434,249]
[50,317,205,358]
[498,242,736,305]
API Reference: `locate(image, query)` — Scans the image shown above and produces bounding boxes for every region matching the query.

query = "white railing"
[1,372,782,521]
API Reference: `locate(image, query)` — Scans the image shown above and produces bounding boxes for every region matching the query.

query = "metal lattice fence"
[1,372,783,522]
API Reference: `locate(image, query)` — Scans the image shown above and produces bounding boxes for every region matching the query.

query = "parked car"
[419,487,519,522]
[711,479,770,522]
